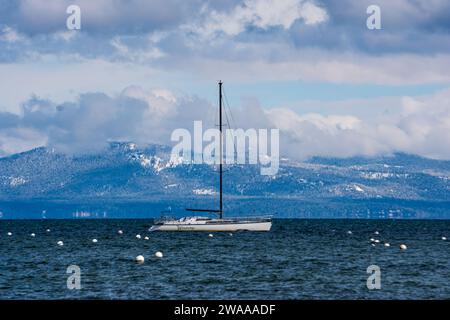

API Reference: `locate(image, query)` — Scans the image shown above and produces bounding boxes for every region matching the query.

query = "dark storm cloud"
[288,0,450,54]
[1,0,449,63]
[1,0,192,35]
[0,0,449,68]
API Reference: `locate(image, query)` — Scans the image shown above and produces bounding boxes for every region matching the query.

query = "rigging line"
[221,87,233,167]
[223,90,240,160]
[222,87,238,133]
[222,87,233,127]
[221,88,233,134]
[223,105,235,163]
[222,88,235,132]
[210,83,220,165]
[222,87,238,159]
[206,83,219,211]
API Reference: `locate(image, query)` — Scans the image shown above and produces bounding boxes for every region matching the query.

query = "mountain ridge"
[0,143,449,219]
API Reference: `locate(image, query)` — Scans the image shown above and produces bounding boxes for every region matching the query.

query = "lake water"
[0,219,449,299]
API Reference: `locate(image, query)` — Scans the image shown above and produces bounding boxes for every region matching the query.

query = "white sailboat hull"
[150,220,272,232]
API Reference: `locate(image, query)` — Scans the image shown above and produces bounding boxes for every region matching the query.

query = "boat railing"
[154,214,273,224]
[225,215,273,221]
[153,215,177,225]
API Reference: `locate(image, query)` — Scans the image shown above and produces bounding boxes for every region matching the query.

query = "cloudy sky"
[0,0,449,159]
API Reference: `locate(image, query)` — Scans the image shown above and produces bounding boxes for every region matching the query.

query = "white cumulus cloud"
[1,86,450,161]
[186,0,328,38]
[267,88,450,160]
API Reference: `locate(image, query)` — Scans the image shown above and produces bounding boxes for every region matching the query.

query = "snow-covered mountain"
[0,142,449,219]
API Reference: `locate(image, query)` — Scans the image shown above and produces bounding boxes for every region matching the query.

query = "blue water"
[0,219,449,299]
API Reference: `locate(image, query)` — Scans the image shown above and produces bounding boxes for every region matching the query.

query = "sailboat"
[149,81,272,232]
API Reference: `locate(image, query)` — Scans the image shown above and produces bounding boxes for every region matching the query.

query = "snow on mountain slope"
[0,143,449,202]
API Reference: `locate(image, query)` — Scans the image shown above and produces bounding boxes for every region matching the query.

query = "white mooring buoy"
[374,231,380,235]
[118,230,123,235]
[144,236,149,240]
[370,238,375,242]
[155,251,163,258]
[400,244,407,250]
[374,239,380,243]
[30,233,36,237]
[208,233,214,238]
[136,234,141,239]
[347,231,352,235]
[92,239,98,243]
[442,236,447,241]
[46,229,51,232]
[135,255,145,263]
[57,240,64,246]
[7,232,12,236]
[384,243,390,247]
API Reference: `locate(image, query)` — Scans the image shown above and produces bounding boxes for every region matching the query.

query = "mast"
[184,81,224,218]
[219,80,223,219]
